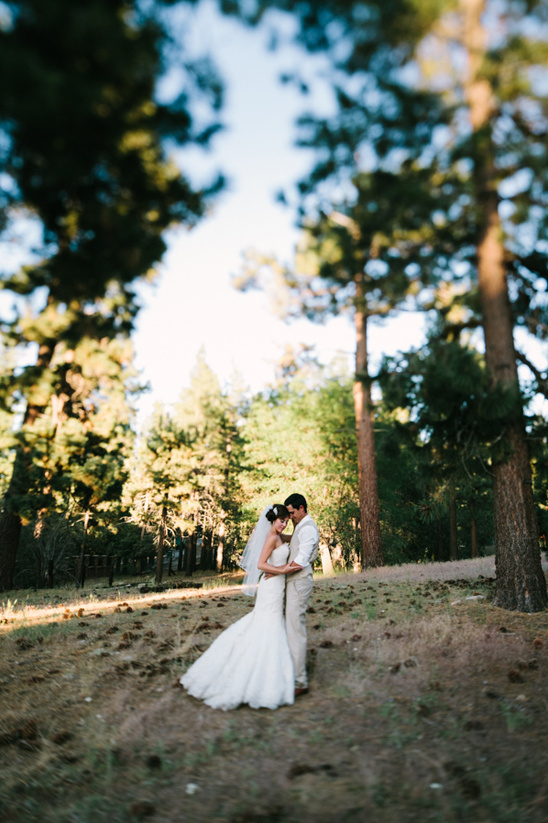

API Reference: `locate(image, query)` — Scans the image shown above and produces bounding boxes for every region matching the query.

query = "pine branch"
[516,350,548,398]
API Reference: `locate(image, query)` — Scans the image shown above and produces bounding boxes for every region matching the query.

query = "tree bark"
[469,498,479,558]
[319,543,334,575]
[462,0,546,611]
[217,435,232,572]
[47,558,54,588]
[216,518,225,573]
[0,513,22,591]
[76,510,91,588]
[449,485,458,561]
[491,425,546,609]
[185,529,196,577]
[436,517,444,562]
[155,499,167,585]
[140,489,151,542]
[200,530,211,571]
[353,276,383,568]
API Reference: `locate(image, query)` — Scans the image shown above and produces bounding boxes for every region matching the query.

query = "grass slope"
[1,558,547,823]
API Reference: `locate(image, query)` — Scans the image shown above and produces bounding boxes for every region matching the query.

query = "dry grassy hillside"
[1,558,547,823]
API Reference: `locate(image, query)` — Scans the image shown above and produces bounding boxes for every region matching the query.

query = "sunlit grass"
[0,573,245,633]
[0,556,487,629]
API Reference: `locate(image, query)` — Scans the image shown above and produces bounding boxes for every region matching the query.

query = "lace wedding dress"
[180,545,294,710]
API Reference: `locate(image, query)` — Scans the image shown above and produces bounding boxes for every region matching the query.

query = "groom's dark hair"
[284,493,307,512]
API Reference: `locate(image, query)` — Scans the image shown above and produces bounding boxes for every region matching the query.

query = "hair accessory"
[273,505,278,516]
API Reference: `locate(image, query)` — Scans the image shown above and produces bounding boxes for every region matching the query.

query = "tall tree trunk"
[0,337,57,592]
[200,530,211,571]
[185,527,196,577]
[216,435,232,573]
[135,489,152,579]
[469,498,479,558]
[140,489,151,542]
[354,276,383,568]
[463,0,546,611]
[47,558,55,588]
[436,516,444,562]
[319,543,334,575]
[0,513,22,591]
[449,485,458,561]
[216,518,225,573]
[76,510,91,588]
[155,499,167,585]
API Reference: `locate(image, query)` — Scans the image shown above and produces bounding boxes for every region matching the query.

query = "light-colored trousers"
[285,572,314,688]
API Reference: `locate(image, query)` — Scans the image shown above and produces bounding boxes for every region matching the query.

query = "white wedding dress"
[180,545,294,710]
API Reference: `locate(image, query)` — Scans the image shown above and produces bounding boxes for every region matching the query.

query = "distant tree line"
[5,343,546,592]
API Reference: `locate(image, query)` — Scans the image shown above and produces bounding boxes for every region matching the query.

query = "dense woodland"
[0,0,547,610]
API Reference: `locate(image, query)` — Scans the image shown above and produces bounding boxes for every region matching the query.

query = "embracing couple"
[180,494,320,711]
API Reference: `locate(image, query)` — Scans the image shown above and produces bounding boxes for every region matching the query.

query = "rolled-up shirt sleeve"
[293,522,318,568]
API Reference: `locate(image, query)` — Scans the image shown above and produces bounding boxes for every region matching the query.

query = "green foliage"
[0,0,223,306]
[379,337,529,468]
[4,0,547,588]
[7,336,138,587]
[124,350,247,571]
[16,511,79,588]
[374,415,432,563]
[299,0,546,340]
[377,338,500,558]
[0,0,225,589]
[238,353,362,566]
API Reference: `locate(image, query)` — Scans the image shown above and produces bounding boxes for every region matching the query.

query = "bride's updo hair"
[265,504,290,523]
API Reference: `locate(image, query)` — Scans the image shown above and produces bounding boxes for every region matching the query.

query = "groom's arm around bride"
[283,493,320,695]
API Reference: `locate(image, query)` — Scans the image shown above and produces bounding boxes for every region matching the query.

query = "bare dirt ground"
[1,558,548,823]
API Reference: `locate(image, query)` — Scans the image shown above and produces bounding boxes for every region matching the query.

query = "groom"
[283,493,320,697]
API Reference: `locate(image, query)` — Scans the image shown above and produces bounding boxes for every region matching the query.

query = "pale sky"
[132,4,426,423]
[5,4,543,427]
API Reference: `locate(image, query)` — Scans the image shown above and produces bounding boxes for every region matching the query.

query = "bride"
[180,504,297,711]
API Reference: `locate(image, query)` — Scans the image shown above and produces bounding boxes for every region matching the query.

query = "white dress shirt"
[292,514,319,568]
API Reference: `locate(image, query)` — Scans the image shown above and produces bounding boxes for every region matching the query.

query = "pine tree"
[52,337,137,587]
[173,349,245,572]
[236,162,457,567]
[127,352,247,581]
[228,0,548,610]
[0,0,224,589]
[459,0,547,610]
[241,350,361,569]
[130,403,196,585]
[10,334,138,588]
[379,337,495,561]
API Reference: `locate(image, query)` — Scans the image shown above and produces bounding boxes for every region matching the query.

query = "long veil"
[239,506,272,596]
